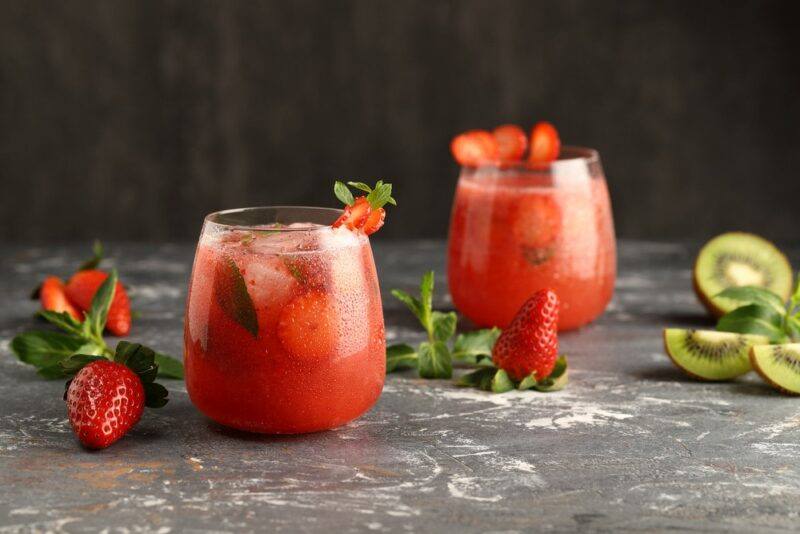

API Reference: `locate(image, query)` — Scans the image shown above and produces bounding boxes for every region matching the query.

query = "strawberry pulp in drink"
[185,218,385,433]
[447,149,616,331]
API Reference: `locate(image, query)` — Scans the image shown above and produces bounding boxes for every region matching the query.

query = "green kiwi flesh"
[750,344,800,395]
[693,232,792,317]
[663,329,769,380]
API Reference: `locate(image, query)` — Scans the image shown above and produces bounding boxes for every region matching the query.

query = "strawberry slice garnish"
[492,124,528,161]
[40,276,82,321]
[332,180,396,236]
[332,196,371,231]
[529,121,561,164]
[65,270,132,336]
[362,207,385,235]
[492,289,559,381]
[450,130,498,166]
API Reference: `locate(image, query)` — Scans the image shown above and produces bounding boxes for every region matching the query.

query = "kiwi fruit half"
[693,232,792,317]
[663,328,769,380]
[750,344,800,395]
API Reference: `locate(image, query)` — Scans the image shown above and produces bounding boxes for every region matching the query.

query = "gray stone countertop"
[1,240,799,533]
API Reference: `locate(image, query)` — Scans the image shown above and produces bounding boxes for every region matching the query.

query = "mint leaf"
[717,304,786,342]
[87,269,118,338]
[391,289,423,323]
[491,369,514,393]
[77,240,104,271]
[386,344,417,373]
[417,341,452,379]
[419,271,434,335]
[452,328,501,364]
[214,256,259,337]
[154,353,184,379]
[533,356,569,392]
[714,286,786,315]
[11,331,100,370]
[431,311,457,343]
[391,271,435,338]
[334,181,355,206]
[346,181,372,194]
[366,182,395,209]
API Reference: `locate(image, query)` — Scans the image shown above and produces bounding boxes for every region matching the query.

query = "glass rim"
[461,145,600,171]
[204,206,343,231]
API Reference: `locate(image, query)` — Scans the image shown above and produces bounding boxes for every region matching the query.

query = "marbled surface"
[1,241,799,533]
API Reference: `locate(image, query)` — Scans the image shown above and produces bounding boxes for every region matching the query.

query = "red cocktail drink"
[185,207,385,434]
[448,148,616,331]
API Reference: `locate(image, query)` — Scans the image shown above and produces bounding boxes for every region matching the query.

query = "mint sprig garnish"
[387,271,568,393]
[334,180,397,210]
[389,271,459,378]
[715,276,800,343]
[11,269,183,380]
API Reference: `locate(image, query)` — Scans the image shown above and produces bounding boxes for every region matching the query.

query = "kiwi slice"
[750,344,800,395]
[693,232,792,317]
[663,328,769,380]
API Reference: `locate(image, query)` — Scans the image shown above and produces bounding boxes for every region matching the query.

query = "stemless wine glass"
[184,207,385,434]
[447,147,616,331]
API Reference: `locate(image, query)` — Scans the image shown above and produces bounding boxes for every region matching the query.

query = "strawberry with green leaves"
[388,272,568,393]
[13,270,181,449]
[333,181,396,235]
[64,342,169,449]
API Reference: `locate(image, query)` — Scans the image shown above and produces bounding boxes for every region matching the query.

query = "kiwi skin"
[749,346,800,396]
[692,231,793,318]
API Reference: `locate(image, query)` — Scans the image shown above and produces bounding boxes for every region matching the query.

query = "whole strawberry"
[63,342,169,449]
[492,289,559,381]
[67,360,144,449]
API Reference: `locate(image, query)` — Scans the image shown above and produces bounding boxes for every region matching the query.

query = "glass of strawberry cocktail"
[448,145,616,331]
[185,206,386,434]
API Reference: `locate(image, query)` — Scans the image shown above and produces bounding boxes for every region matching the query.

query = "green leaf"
[346,181,372,194]
[77,240,105,271]
[391,289,423,323]
[419,271,434,335]
[11,331,98,369]
[518,373,538,390]
[366,182,396,209]
[533,356,569,392]
[334,181,355,206]
[143,382,169,408]
[431,311,457,343]
[491,369,515,393]
[154,353,184,379]
[38,310,84,336]
[716,304,786,342]
[452,328,501,364]
[457,366,497,388]
[87,269,118,337]
[386,344,417,373]
[214,256,259,337]
[59,354,107,377]
[417,341,452,379]
[114,341,157,381]
[714,286,786,315]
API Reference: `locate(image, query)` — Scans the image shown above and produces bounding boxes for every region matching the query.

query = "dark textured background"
[2,0,799,242]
